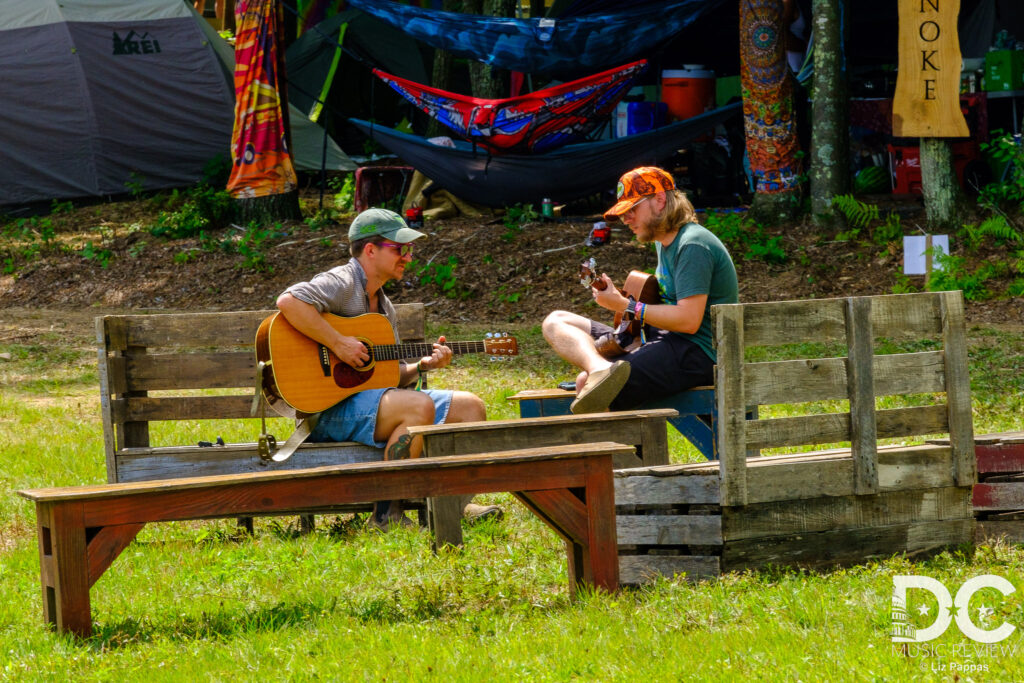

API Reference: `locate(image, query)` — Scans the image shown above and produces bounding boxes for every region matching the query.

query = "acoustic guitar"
[579,258,660,358]
[255,311,518,414]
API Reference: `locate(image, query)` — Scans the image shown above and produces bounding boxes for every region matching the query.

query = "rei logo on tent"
[112,31,162,56]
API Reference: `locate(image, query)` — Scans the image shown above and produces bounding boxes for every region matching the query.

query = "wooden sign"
[893,0,969,137]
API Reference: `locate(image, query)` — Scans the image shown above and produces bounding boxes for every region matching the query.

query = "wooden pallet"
[617,292,976,582]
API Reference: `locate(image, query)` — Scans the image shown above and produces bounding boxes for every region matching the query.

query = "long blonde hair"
[650,189,698,237]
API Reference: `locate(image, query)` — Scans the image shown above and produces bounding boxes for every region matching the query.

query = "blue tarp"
[345,0,729,78]
[350,102,742,207]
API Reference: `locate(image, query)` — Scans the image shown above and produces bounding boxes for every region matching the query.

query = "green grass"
[2,322,1024,679]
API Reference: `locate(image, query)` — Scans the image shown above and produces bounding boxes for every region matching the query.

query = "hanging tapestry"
[374,60,646,155]
[740,0,802,194]
[227,0,298,199]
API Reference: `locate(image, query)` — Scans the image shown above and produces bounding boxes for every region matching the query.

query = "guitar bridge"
[318,344,331,376]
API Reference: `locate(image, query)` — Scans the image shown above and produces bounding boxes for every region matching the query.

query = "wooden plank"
[846,297,879,494]
[19,442,635,503]
[616,514,723,546]
[976,521,1024,545]
[115,395,261,422]
[743,352,946,406]
[739,298,847,346]
[114,442,386,482]
[869,292,943,339]
[617,555,720,584]
[95,317,120,484]
[126,352,257,391]
[613,473,720,505]
[48,502,93,637]
[722,519,974,572]
[714,304,747,506]
[723,486,972,541]
[940,290,976,486]
[117,305,424,348]
[745,404,948,451]
[976,443,1024,474]
[582,459,620,592]
[732,445,957,505]
[412,410,675,468]
[972,482,1024,511]
[639,415,670,467]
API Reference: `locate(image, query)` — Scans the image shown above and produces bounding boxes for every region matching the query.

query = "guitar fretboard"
[371,341,488,361]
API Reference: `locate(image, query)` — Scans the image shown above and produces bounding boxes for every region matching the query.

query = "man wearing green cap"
[277,208,495,530]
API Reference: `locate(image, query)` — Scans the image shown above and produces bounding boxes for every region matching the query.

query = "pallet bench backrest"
[712,291,974,506]
[96,305,425,483]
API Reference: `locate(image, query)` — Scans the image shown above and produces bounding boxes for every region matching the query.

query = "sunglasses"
[623,196,650,216]
[377,241,414,257]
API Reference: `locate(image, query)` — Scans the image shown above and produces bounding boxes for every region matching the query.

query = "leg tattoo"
[387,434,413,461]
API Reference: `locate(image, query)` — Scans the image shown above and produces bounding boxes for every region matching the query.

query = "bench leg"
[428,496,464,551]
[37,502,92,637]
[514,463,619,595]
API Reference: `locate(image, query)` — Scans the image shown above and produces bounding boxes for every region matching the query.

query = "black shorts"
[590,321,714,411]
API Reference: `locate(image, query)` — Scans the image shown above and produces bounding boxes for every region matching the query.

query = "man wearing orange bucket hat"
[542,166,738,414]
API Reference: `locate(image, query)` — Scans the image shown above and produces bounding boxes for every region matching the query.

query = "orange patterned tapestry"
[227,0,297,199]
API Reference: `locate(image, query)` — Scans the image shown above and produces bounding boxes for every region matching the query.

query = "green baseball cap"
[347,208,426,243]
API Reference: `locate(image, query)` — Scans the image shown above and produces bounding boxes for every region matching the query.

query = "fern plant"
[831,194,880,230]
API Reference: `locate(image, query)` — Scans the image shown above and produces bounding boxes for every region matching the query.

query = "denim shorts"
[308,388,453,448]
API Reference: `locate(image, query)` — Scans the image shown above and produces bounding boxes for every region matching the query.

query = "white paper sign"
[903,234,949,275]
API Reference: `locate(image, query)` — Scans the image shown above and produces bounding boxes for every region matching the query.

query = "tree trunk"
[529,0,545,17]
[235,189,302,224]
[465,0,513,99]
[920,138,967,230]
[426,0,463,138]
[740,0,803,225]
[809,0,849,225]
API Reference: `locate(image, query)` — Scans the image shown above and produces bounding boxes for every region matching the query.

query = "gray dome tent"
[0,0,352,207]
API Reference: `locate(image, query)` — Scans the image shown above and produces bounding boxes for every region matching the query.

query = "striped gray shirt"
[284,258,400,343]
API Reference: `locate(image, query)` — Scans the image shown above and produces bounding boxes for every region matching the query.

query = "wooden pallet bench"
[410,409,677,548]
[96,306,457,531]
[613,291,977,583]
[18,442,630,637]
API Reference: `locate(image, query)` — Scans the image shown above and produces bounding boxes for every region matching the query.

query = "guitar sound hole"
[333,362,373,389]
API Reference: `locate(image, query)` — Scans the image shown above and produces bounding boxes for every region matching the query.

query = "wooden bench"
[96,306,459,531]
[508,386,723,458]
[18,442,630,637]
[410,408,677,547]
[613,291,978,582]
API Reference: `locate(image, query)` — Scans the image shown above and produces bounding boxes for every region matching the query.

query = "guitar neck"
[372,341,488,361]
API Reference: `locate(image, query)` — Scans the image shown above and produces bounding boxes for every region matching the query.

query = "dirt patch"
[1,192,1022,326]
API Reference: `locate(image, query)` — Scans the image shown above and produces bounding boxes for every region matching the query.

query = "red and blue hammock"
[373,60,646,155]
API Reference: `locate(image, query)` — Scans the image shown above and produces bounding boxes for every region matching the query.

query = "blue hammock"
[350,102,741,207]
[345,0,728,78]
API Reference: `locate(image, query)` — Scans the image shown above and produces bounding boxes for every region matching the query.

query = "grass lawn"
[2,318,1024,680]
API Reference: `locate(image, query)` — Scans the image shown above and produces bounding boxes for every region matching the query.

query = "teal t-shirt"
[654,222,739,362]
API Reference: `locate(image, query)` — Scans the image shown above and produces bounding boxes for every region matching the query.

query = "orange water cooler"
[661,67,716,121]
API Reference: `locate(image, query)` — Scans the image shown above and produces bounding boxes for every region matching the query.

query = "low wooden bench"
[96,305,455,531]
[18,442,630,637]
[508,386,723,458]
[409,408,677,547]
